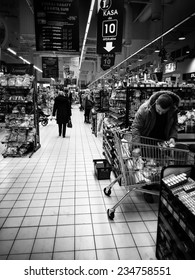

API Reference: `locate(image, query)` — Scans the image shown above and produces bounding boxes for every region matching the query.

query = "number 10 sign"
[97,0,124,54]
[102,19,118,37]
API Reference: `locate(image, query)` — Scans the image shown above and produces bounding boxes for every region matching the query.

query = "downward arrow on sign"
[103,42,115,52]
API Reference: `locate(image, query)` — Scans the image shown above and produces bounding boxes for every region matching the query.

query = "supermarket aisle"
[0,105,158,260]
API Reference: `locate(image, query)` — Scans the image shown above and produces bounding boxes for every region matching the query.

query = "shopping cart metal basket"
[103,130,195,220]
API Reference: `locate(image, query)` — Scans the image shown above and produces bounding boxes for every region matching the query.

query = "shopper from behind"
[131,90,180,145]
[52,90,71,138]
[84,89,94,123]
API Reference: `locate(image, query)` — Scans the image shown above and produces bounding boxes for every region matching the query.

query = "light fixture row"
[6,47,43,73]
[79,0,96,71]
[89,11,195,87]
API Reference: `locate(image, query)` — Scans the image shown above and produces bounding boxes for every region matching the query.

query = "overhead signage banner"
[34,0,79,52]
[101,53,115,70]
[97,0,124,54]
[42,57,59,78]
[6,64,34,75]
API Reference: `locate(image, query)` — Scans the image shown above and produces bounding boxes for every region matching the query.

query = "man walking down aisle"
[53,90,72,138]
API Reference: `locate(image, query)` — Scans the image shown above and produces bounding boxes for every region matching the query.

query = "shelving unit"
[102,85,195,179]
[0,64,40,157]
[102,87,127,176]
[156,165,195,259]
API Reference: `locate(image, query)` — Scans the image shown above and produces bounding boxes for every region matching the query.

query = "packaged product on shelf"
[15,118,22,127]
[26,128,36,143]
[8,118,17,127]
[8,76,16,87]
[17,130,27,143]
[12,106,19,114]
[20,120,29,128]
[9,130,18,142]
[18,145,28,155]
[28,115,35,127]
[5,146,18,156]
[26,93,33,102]
[22,74,33,88]
[2,129,11,142]
[15,75,24,87]
[0,75,8,86]
[21,107,26,114]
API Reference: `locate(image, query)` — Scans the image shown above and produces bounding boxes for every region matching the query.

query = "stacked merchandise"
[37,86,55,115]
[105,87,126,128]
[178,110,195,133]
[93,89,110,112]
[157,166,195,259]
[102,87,127,172]
[0,73,38,157]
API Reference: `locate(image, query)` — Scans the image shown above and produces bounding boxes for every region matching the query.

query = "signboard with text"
[97,0,124,54]
[6,64,34,75]
[42,57,59,78]
[34,0,79,52]
[101,53,115,70]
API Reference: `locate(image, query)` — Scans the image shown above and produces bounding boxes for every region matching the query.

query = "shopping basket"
[103,130,195,220]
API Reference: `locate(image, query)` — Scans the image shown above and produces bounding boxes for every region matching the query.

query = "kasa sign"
[97,0,124,54]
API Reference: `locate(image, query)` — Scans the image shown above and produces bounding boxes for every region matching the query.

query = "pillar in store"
[151,0,162,21]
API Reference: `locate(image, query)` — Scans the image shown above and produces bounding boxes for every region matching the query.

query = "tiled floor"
[0,105,158,260]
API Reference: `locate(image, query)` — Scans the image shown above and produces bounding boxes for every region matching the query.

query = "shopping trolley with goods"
[103,130,195,220]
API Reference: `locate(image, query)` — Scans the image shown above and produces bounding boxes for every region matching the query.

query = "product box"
[93,159,112,180]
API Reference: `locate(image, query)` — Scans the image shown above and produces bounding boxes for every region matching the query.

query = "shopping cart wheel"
[107,209,115,220]
[143,193,154,204]
[104,187,111,196]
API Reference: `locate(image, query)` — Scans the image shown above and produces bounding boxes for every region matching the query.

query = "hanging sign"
[97,0,124,54]
[101,53,115,70]
[42,57,59,78]
[6,64,34,75]
[34,0,79,53]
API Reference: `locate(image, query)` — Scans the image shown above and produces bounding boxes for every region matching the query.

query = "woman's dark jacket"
[53,94,71,124]
[131,91,180,142]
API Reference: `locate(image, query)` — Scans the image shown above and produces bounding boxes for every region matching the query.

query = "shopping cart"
[104,130,195,220]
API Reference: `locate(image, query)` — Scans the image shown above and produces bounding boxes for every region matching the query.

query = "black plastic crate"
[93,159,112,180]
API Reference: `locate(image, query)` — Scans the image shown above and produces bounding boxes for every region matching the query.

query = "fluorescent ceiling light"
[79,0,96,70]
[33,65,43,73]
[89,11,195,86]
[7,48,17,55]
[178,36,186,40]
[19,56,31,64]
[154,47,160,53]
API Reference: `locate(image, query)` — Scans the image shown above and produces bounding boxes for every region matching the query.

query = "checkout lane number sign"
[97,0,124,54]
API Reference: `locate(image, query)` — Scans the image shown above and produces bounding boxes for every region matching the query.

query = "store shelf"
[0,69,40,157]
[178,133,195,141]
[156,165,195,260]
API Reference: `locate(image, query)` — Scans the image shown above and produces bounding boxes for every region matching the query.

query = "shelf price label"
[97,0,124,54]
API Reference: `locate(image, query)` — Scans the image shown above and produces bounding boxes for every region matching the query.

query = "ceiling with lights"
[0,0,195,87]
